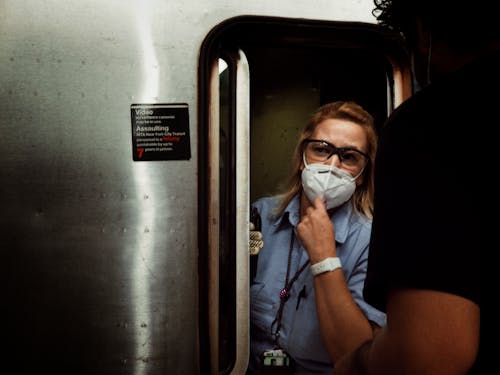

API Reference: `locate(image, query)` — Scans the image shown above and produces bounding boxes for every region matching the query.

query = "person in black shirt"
[334,0,499,374]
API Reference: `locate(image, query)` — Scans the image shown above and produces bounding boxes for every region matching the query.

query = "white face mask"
[301,154,361,210]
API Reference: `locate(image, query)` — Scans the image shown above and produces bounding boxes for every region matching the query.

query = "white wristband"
[310,257,342,276]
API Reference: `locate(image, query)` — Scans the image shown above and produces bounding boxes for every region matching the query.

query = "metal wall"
[0,1,376,373]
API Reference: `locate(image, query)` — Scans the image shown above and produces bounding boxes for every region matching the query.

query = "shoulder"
[252,196,278,211]
[383,87,434,135]
[252,196,282,222]
[350,213,372,245]
[334,204,372,247]
[347,210,371,233]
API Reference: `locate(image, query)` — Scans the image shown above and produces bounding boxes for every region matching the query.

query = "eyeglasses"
[303,139,369,169]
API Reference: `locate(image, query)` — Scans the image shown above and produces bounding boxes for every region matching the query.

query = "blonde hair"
[274,101,377,219]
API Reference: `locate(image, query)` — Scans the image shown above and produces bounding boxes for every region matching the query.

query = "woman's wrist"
[309,247,336,264]
[310,257,342,276]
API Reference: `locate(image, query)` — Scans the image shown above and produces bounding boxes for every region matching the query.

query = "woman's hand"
[296,197,336,264]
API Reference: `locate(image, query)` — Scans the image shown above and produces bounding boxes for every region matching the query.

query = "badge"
[258,349,295,374]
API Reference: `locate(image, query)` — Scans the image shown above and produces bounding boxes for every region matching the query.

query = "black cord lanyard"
[271,230,310,348]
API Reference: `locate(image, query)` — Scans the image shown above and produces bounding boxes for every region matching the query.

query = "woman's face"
[307,118,368,184]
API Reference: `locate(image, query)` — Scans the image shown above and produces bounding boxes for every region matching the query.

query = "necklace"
[271,230,310,347]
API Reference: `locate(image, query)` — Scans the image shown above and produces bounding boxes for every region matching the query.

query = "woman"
[247,101,385,375]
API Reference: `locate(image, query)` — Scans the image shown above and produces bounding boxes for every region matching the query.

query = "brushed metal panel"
[0,2,198,374]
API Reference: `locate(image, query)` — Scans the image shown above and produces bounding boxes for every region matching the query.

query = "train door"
[198,16,411,374]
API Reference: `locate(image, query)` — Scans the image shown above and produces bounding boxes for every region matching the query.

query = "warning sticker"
[130,103,191,161]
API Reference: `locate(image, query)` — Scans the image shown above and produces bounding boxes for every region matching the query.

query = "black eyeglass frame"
[302,139,370,163]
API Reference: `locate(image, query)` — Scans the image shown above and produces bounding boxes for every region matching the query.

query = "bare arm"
[334,288,480,375]
[296,197,377,363]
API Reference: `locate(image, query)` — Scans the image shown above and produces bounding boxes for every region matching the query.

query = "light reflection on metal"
[135,1,160,102]
[131,0,159,373]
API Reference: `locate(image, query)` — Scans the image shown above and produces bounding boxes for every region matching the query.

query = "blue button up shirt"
[248,194,386,375]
